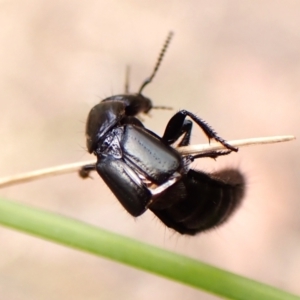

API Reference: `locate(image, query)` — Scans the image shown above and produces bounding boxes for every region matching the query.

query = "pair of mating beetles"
[79,32,245,235]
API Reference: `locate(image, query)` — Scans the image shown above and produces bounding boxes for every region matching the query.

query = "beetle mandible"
[80,32,245,235]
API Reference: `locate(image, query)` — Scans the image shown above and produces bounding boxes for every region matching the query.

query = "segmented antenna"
[152,105,172,110]
[138,31,174,94]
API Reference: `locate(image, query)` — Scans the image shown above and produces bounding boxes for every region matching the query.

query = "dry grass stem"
[0,135,295,189]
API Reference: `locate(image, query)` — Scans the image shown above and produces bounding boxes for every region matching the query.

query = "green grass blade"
[0,197,298,300]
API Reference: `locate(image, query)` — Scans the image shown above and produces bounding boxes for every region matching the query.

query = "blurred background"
[0,1,299,299]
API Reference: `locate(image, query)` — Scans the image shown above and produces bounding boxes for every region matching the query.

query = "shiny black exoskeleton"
[80,32,245,235]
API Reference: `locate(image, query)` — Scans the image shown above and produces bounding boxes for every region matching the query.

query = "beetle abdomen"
[150,169,245,235]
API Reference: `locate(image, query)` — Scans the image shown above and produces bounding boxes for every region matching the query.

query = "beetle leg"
[149,172,182,200]
[191,150,232,160]
[79,164,96,179]
[162,119,193,147]
[163,110,238,152]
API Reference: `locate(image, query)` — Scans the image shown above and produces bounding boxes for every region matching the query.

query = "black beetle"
[80,32,245,235]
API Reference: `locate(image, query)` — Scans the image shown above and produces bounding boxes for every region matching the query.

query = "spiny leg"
[191,150,232,160]
[163,110,238,152]
[162,119,193,146]
[79,164,96,179]
[181,150,232,173]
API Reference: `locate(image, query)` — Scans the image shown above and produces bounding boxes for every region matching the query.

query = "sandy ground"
[0,1,299,299]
